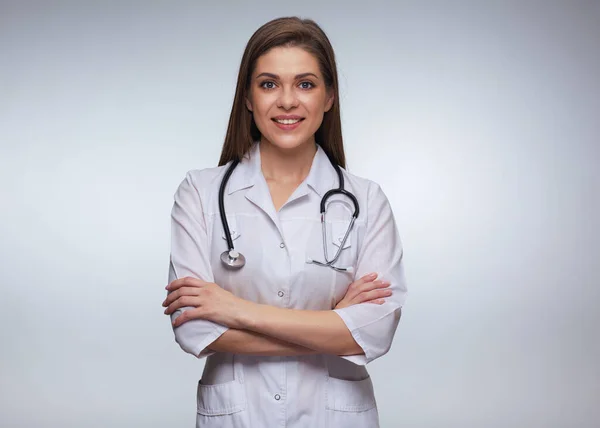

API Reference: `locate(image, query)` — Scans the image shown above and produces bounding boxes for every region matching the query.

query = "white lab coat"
[168,142,407,428]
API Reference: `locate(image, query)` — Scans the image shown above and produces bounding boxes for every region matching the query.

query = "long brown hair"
[217,17,345,168]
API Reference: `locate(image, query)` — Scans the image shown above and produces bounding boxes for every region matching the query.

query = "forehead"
[253,46,321,78]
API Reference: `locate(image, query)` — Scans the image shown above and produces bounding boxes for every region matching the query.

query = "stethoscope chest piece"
[220,249,246,269]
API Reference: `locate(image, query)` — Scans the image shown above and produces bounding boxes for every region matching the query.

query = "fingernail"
[367,272,377,279]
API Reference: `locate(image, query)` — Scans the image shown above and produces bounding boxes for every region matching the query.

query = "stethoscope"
[218,156,359,272]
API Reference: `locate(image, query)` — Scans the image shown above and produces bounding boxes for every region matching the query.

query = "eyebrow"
[255,72,320,80]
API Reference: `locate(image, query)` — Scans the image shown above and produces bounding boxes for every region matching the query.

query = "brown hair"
[217,17,345,168]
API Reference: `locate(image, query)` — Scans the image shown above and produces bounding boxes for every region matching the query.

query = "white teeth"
[275,119,301,125]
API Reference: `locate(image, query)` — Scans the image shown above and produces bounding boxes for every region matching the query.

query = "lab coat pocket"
[328,220,356,268]
[221,214,241,242]
[325,375,376,412]
[331,221,352,250]
[197,379,247,416]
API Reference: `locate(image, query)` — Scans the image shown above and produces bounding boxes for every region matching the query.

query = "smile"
[272,117,304,130]
[273,118,303,124]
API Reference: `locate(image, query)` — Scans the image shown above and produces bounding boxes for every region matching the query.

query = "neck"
[259,138,317,184]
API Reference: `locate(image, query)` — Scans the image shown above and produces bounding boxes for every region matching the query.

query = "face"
[246,46,334,151]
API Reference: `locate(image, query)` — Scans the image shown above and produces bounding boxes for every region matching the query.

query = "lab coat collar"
[226,144,261,195]
[226,142,337,197]
[305,144,337,197]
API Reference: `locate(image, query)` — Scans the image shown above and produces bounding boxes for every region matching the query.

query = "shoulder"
[340,169,394,227]
[341,169,388,204]
[173,163,233,204]
[184,164,231,190]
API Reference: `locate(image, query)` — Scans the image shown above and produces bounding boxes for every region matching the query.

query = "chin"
[263,134,314,151]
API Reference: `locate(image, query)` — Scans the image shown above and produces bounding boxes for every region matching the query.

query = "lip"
[273,115,304,120]
[272,116,304,131]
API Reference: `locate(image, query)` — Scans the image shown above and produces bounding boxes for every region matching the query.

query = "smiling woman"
[163,16,407,428]
[246,47,334,155]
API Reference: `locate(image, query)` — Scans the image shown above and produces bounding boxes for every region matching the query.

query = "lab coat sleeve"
[333,182,408,366]
[168,171,228,359]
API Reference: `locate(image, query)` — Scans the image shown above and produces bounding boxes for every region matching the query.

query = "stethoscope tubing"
[219,159,239,252]
[218,152,359,271]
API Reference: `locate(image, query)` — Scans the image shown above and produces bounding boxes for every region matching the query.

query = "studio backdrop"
[1,1,598,427]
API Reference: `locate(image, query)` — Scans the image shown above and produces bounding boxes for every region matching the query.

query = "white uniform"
[168,143,407,427]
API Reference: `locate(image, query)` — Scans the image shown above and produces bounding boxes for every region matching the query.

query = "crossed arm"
[210,307,359,356]
[167,175,404,360]
[163,273,392,357]
[209,329,316,356]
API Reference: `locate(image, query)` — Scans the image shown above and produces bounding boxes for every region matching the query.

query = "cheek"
[251,99,273,124]
[305,106,326,128]
[252,111,271,136]
[303,96,328,117]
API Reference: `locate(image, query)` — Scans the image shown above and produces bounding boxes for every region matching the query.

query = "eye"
[260,81,277,90]
[299,81,314,89]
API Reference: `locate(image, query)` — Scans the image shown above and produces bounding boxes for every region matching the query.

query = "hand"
[162,277,249,328]
[334,272,392,310]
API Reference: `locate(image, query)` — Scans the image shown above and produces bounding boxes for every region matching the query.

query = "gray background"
[1,0,599,427]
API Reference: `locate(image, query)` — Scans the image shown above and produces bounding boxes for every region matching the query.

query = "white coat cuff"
[332,309,369,366]
[173,318,229,359]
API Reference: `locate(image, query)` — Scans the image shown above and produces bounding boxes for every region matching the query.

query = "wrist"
[236,299,260,330]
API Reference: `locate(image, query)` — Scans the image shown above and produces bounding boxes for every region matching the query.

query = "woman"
[162,17,407,427]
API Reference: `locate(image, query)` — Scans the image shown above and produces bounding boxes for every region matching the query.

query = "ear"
[324,91,334,113]
[245,97,253,112]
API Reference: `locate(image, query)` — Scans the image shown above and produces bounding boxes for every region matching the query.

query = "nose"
[277,86,299,110]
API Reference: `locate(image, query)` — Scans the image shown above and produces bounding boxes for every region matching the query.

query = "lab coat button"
[274,394,281,401]
[278,291,284,297]
[279,242,285,248]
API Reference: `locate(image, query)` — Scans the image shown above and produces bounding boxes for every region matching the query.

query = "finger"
[348,272,377,289]
[162,286,201,307]
[359,280,391,293]
[164,295,202,315]
[172,307,205,327]
[366,299,386,305]
[166,276,206,291]
[354,288,392,304]
[359,272,378,283]
[346,272,379,299]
